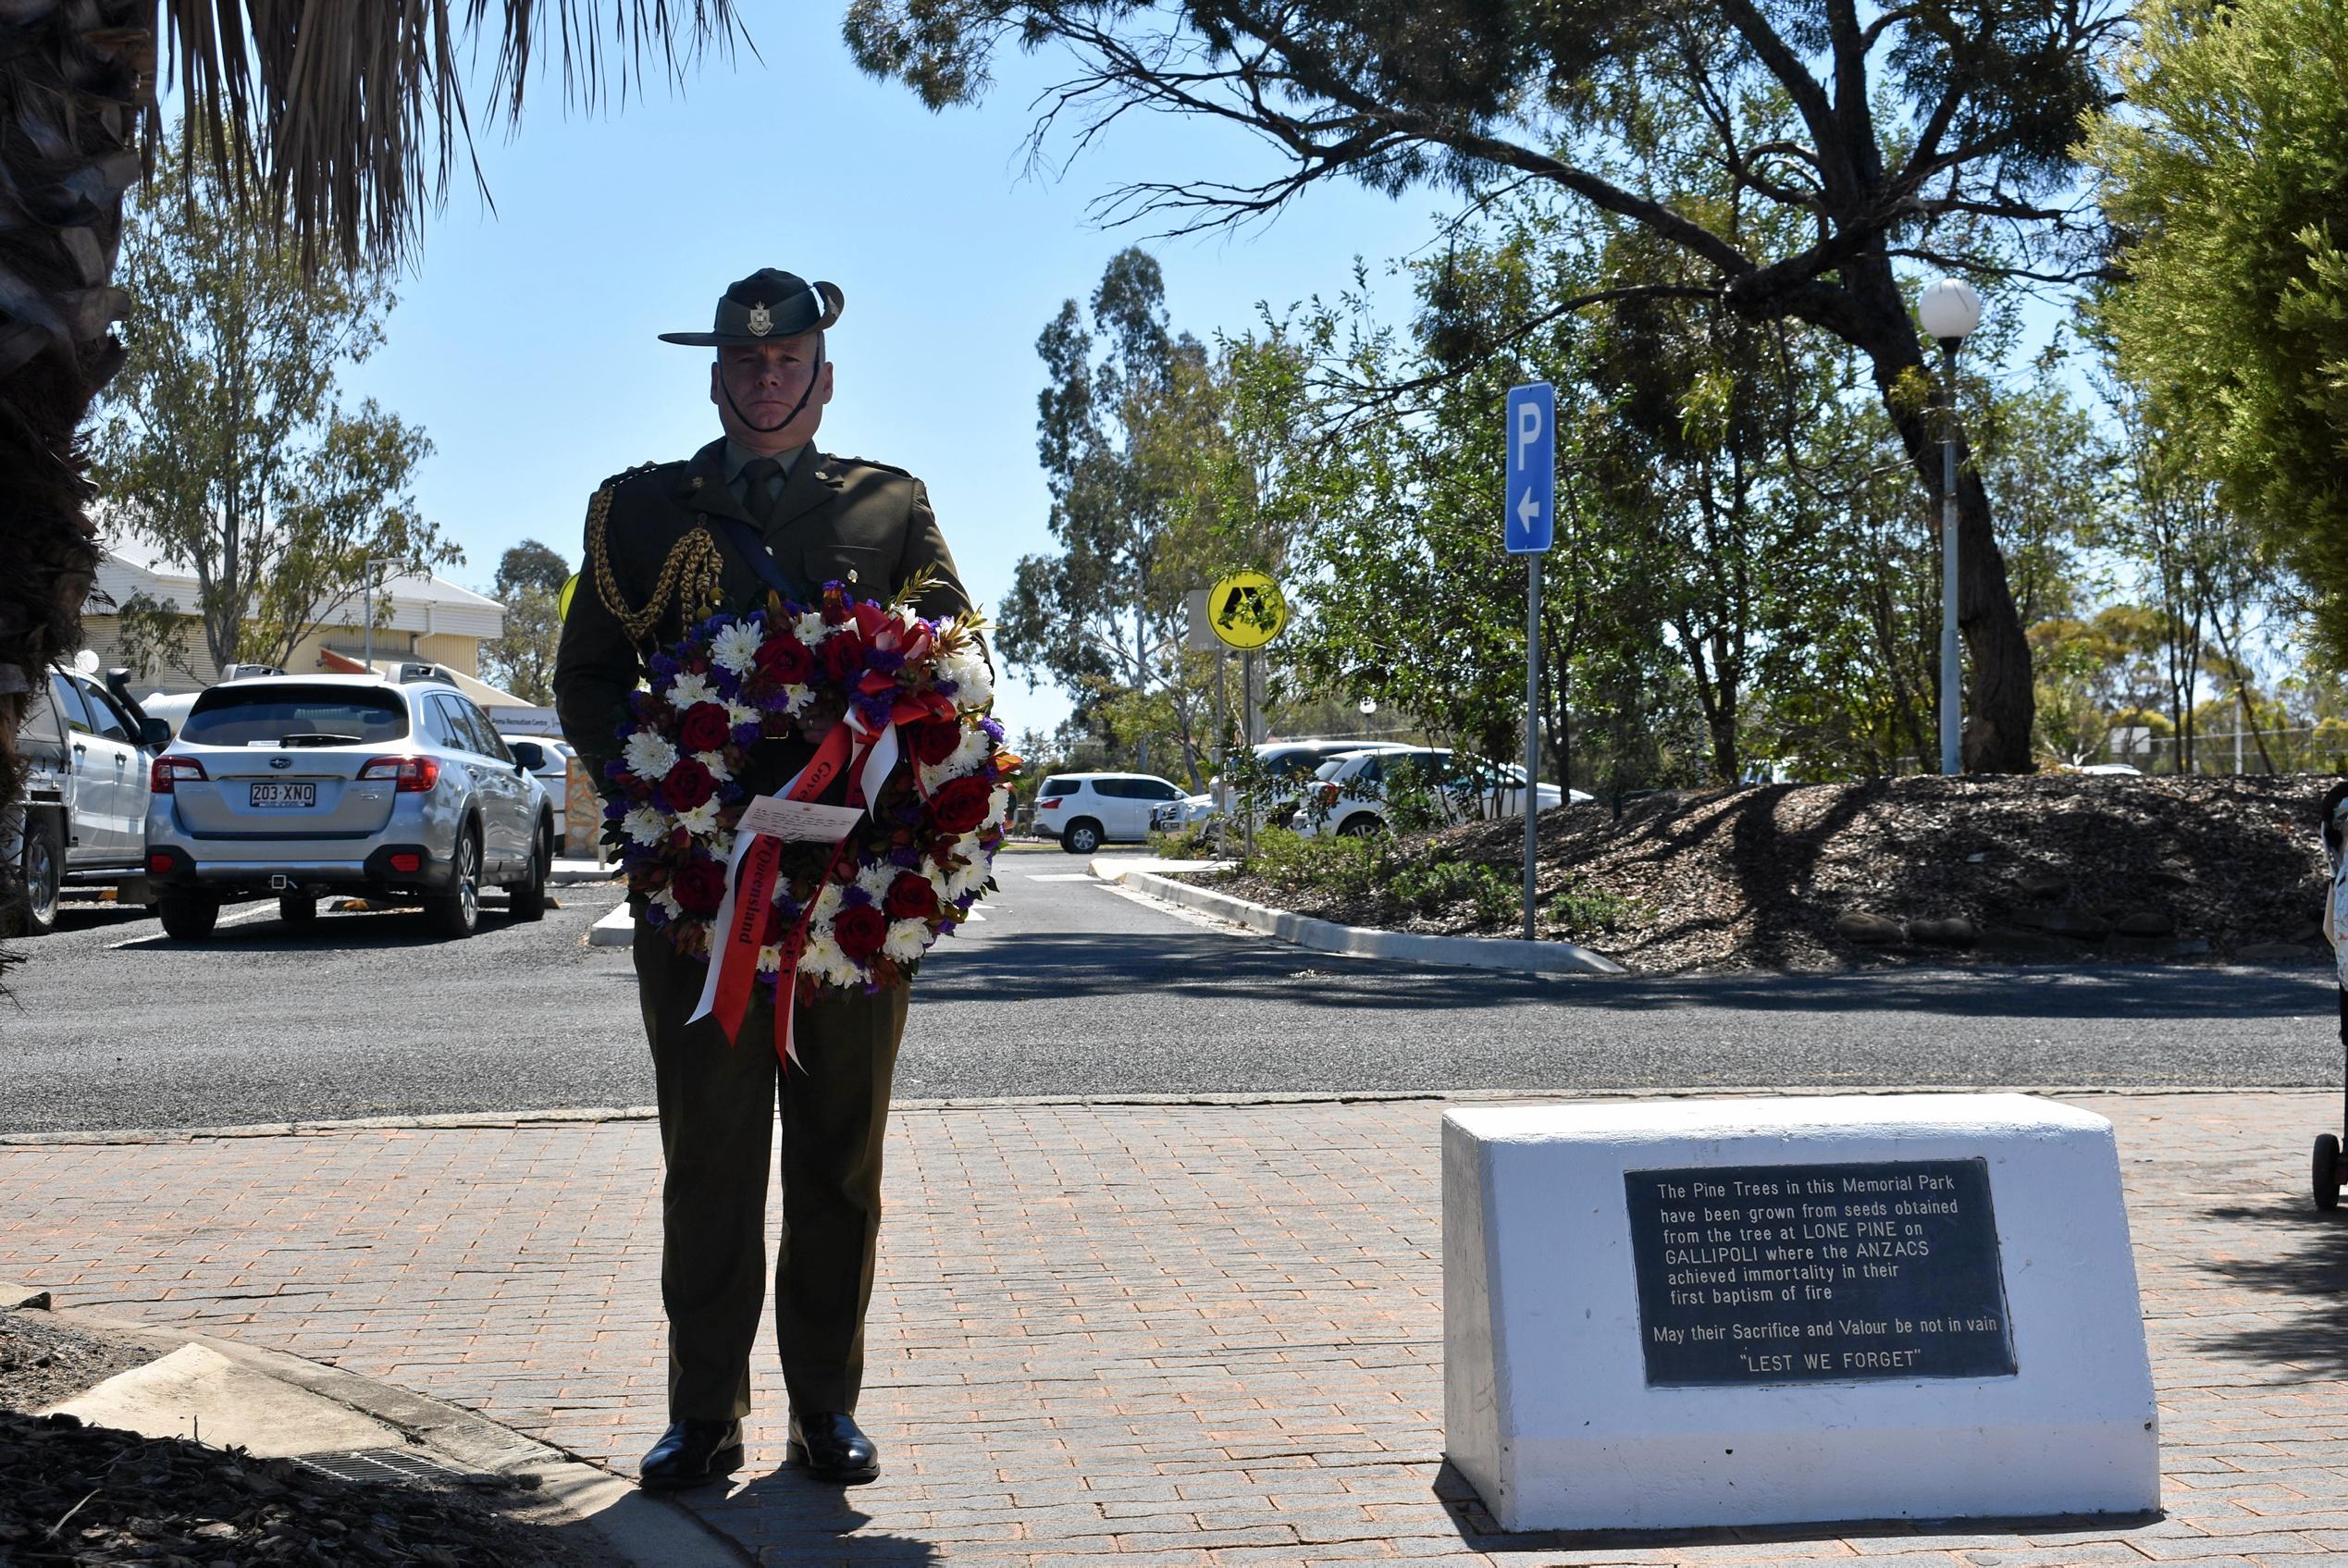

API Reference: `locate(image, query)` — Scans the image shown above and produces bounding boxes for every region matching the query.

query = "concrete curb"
[1092,858,1628,975]
[587,900,634,947]
[2,1085,2329,1146]
[3,1285,748,1567]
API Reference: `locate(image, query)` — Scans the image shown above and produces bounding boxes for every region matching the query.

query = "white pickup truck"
[4,663,172,934]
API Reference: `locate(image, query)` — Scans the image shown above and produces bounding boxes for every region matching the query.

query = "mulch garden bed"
[1199,774,2342,973]
[0,1302,615,1567]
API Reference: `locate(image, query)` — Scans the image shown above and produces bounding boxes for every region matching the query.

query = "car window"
[180,685,409,747]
[1039,776,1077,796]
[418,697,463,750]
[454,698,511,761]
[74,677,133,744]
[47,673,93,736]
[1137,779,1183,800]
[1312,758,1350,781]
[1353,757,1385,784]
[1093,778,1136,799]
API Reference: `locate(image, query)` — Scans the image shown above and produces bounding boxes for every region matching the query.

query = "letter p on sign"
[1505,381,1555,554]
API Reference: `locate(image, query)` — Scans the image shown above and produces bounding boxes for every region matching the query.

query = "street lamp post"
[1917,278,1983,776]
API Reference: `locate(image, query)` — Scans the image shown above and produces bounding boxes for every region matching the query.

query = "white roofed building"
[86,534,525,708]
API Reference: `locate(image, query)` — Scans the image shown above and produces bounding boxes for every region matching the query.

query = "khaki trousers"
[634,923,908,1421]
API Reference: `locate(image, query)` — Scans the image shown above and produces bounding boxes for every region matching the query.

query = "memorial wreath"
[603,580,1013,1058]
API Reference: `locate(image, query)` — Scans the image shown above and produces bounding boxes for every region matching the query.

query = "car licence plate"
[248,782,317,809]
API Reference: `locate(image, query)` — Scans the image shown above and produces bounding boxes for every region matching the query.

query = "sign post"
[1207,571,1289,861]
[1505,383,1556,943]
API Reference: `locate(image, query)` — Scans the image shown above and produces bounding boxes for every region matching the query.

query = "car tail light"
[360,756,440,793]
[151,756,206,793]
[146,852,173,874]
[388,851,423,874]
[1037,796,1062,810]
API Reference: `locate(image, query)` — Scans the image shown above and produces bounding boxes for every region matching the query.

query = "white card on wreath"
[738,795,868,842]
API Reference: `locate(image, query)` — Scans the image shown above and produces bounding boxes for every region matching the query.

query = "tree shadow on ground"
[684,1468,939,1564]
[918,927,2334,1024]
[2185,1197,2348,1375]
[1432,1457,2161,1552]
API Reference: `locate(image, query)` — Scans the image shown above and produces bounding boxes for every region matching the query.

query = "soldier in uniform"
[553,268,972,1490]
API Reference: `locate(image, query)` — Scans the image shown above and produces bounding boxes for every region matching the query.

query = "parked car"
[3,664,172,933]
[1032,772,1188,854]
[1296,747,1586,837]
[144,670,553,940]
[1146,740,1415,833]
[500,734,575,852]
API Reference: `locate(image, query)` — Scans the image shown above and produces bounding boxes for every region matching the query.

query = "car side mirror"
[140,718,171,748]
[510,741,545,771]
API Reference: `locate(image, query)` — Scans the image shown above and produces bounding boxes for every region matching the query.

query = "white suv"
[1032,772,1188,855]
[1299,748,1582,836]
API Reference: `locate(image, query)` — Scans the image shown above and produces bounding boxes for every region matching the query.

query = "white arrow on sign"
[1515,488,1541,530]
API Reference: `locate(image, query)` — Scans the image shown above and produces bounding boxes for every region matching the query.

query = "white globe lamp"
[1917,278,1983,345]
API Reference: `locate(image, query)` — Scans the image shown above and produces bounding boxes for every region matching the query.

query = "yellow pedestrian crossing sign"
[1207,571,1287,650]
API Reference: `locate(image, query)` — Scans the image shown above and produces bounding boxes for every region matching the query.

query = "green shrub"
[1389,859,1519,924]
[1549,879,1639,933]
[1153,823,1220,859]
[1243,827,1385,901]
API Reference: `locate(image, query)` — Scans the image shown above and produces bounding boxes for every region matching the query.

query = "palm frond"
[161,1,745,265]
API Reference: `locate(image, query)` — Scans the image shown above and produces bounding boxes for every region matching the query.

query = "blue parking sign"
[1504,382,1555,554]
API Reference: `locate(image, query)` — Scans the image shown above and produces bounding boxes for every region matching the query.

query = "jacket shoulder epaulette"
[592,459,672,499]
[833,455,914,480]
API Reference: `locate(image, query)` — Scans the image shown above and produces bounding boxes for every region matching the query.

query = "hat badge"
[747,302,773,337]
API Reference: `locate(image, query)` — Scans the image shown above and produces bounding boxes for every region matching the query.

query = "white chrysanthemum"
[983,786,1011,830]
[757,943,784,974]
[674,799,722,836]
[709,828,736,860]
[812,882,846,921]
[622,731,678,781]
[709,623,762,675]
[667,672,716,709]
[695,750,732,784]
[883,920,930,960]
[942,650,993,706]
[623,807,667,846]
[725,700,759,729]
[943,858,985,901]
[782,683,813,714]
[794,611,833,646]
[652,887,683,920]
[799,930,847,974]
[919,725,992,791]
[855,861,898,898]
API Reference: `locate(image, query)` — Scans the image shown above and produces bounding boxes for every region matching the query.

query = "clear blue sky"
[354,13,1429,743]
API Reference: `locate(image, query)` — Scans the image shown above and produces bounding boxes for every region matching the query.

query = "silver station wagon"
[143,670,552,941]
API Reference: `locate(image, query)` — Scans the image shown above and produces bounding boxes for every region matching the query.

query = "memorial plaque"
[1623,1158,2016,1387]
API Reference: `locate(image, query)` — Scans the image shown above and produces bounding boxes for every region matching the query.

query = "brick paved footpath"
[5,1091,2348,1567]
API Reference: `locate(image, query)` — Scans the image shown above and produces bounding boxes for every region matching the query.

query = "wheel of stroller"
[2316,1135,2342,1212]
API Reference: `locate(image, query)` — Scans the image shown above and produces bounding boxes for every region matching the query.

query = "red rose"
[884,873,940,920]
[927,774,993,835]
[754,636,814,685]
[833,904,888,961]
[678,702,732,754]
[822,634,866,683]
[661,758,718,812]
[906,719,961,766]
[672,858,728,913]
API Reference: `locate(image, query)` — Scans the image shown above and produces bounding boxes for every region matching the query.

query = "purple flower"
[840,884,873,908]
[852,689,896,729]
[890,845,923,869]
[934,679,959,698]
[731,722,762,747]
[645,902,669,928]
[980,718,1005,742]
[649,652,680,677]
[773,892,803,922]
[866,648,906,675]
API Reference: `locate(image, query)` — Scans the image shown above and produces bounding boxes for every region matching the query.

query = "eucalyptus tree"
[847,0,2124,772]
[1,0,737,942]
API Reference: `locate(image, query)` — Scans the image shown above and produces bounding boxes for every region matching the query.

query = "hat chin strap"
[721,340,825,436]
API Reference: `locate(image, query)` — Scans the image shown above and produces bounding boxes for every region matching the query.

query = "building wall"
[80,614,225,698]
[415,633,481,678]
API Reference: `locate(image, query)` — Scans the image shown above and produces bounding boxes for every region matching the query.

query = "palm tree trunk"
[0,2,145,949]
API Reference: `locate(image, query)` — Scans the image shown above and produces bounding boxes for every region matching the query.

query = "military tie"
[741,456,784,528]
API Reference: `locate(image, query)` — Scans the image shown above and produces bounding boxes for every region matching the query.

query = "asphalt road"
[2,840,2340,1133]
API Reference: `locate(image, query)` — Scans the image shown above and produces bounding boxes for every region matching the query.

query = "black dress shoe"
[787,1410,880,1484]
[638,1418,744,1490]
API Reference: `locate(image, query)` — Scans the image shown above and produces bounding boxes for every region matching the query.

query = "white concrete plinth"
[1442,1094,2158,1533]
